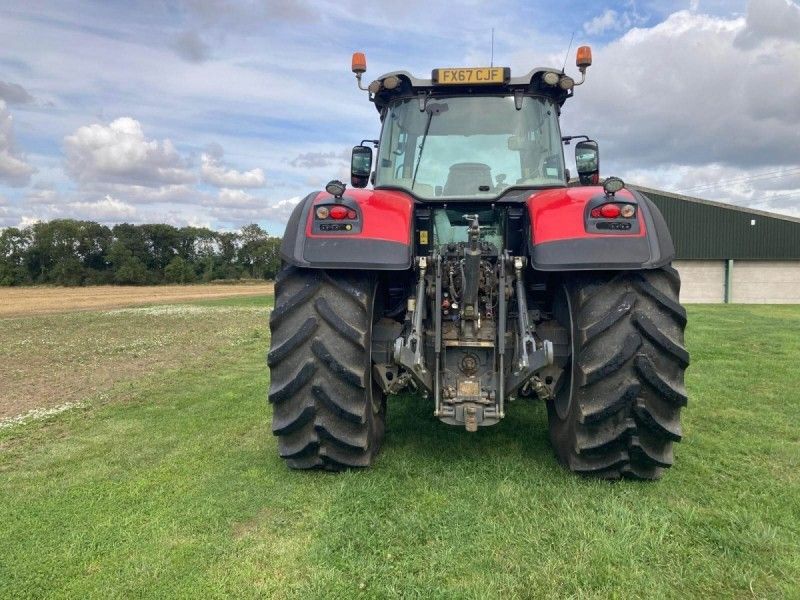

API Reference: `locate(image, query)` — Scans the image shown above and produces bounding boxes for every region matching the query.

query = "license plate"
[433,67,507,85]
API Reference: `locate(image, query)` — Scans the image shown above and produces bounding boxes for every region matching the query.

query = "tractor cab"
[349,50,599,200]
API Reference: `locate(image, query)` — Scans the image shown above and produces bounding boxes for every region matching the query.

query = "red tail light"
[600,203,621,218]
[315,204,358,220]
[329,205,348,220]
[590,203,633,219]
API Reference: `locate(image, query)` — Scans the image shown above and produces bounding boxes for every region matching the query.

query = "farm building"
[633,185,800,303]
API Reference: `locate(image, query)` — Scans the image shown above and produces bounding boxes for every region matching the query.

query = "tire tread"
[268,266,384,470]
[548,266,688,480]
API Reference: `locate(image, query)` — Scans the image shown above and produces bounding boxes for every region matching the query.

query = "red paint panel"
[527,187,645,244]
[306,189,413,244]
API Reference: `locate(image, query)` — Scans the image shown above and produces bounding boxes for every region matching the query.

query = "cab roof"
[368,67,574,113]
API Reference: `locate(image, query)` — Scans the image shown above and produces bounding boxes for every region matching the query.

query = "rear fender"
[280,188,415,270]
[527,187,675,271]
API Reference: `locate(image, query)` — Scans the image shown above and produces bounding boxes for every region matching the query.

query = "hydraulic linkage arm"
[394,256,433,393]
[505,254,554,394]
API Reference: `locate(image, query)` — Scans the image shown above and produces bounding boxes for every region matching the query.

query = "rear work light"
[315,204,358,220]
[590,203,636,219]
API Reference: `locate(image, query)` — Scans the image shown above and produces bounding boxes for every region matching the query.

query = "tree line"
[0,220,282,286]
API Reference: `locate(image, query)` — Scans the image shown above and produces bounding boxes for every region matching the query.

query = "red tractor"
[268,48,688,479]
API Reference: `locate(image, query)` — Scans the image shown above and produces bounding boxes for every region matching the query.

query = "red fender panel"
[280,188,415,270]
[527,187,645,244]
[527,186,675,271]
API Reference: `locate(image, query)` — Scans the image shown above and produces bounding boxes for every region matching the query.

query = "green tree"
[213,231,241,280]
[0,218,281,286]
[108,238,150,285]
[164,256,196,284]
[112,224,150,265]
[238,224,279,279]
[0,227,31,285]
[140,224,181,278]
[114,256,150,285]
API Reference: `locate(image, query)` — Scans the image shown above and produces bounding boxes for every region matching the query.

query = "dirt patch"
[0,283,274,318]
[0,304,270,421]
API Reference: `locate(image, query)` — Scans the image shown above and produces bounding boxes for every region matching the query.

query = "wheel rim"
[553,283,575,420]
[367,278,383,417]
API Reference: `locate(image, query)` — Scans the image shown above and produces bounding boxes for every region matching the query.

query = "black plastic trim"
[280,191,317,266]
[533,237,652,270]
[372,183,563,204]
[302,238,412,270]
[633,189,676,263]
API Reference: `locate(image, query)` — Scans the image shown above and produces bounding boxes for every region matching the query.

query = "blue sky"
[1,0,798,233]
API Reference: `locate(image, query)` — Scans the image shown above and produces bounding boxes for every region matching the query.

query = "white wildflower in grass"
[104,305,268,317]
[0,401,86,430]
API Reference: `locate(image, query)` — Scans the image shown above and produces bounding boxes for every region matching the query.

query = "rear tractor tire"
[267,266,386,470]
[548,266,689,480]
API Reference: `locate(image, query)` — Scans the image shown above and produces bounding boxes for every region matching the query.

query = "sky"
[0,0,799,234]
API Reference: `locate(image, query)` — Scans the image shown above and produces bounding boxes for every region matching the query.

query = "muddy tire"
[548,266,689,480]
[267,266,385,470]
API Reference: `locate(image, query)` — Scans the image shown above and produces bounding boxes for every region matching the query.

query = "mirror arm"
[562,135,590,145]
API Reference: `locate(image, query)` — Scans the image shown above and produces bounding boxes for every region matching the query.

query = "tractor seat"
[442,163,492,196]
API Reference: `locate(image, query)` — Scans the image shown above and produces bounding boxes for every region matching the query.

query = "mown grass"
[0,301,798,598]
[0,299,273,421]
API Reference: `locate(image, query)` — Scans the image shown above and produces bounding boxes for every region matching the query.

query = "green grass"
[1,302,799,598]
[186,295,274,308]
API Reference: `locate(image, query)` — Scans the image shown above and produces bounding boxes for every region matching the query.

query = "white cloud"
[583,6,648,36]
[584,10,624,35]
[206,190,301,225]
[86,183,201,205]
[269,195,302,222]
[64,117,195,186]
[0,100,35,187]
[0,197,18,228]
[24,186,61,205]
[735,0,800,48]
[12,187,137,224]
[65,195,137,221]
[17,216,42,228]
[564,0,800,210]
[205,193,301,226]
[215,187,259,208]
[290,149,349,169]
[627,163,800,217]
[200,152,265,188]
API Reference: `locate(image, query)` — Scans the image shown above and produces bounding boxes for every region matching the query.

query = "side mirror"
[351,145,372,188]
[575,140,599,185]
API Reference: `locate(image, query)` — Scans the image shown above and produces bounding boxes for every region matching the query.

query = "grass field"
[1,296,799,598]
[0,282,274,317]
